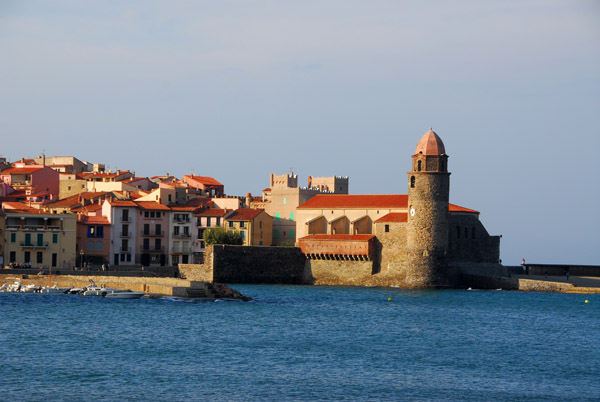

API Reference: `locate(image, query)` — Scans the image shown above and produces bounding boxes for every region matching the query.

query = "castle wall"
[374,221,408,274]
[448,214,500,263]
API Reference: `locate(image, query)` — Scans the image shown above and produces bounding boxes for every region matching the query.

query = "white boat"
[40,284,71,294]
[103,290,145,299]
[81,279,118,296]
[3,280,22,292]
[20,284,41,293]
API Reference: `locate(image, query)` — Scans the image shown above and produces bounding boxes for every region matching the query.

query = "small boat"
[40,284,71,294]
[81,279,118,296]
[103,290,145,299]
[20,284,41,293]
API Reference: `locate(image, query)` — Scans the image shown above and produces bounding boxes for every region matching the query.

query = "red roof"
[1,166,45,174]
[79,216,110,225]
[108,200,138,207]
[135,201,171,210]
[226,208,264,221]
[184,175,223,186]
[449,204,479,214]
[195,208,230,217]
[375,213,408,223]
[299,234,376,241]
[299,194,408,209]
[415,128,446,155]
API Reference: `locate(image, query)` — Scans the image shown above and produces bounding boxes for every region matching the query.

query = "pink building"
[182,175,224,197]
[0,163,60,205]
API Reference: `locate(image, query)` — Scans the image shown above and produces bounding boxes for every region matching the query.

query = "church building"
[296,129,501,288]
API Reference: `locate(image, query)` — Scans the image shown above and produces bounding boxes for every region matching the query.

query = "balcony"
[170,247,192,254]
[20,241,49,249]
[173,217,190,224]
[120,246,132,253]
[141,245,165,253]
[120,231,132,238]
[141,230,163,237]
[172,232,191,238]
[120,216,131,223]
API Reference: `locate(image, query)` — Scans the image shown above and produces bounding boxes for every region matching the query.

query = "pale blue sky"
[1,1,599,265]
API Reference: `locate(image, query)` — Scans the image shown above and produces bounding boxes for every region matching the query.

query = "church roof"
[298,194,408,209]
[415,128,446,155]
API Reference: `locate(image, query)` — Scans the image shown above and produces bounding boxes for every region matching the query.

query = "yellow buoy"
[585,300,589,303]
[388,297,392,301]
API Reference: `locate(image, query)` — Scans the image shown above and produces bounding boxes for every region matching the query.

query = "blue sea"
[1,285,599,401]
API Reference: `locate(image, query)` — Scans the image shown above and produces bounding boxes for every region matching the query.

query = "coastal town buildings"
[3,203,76,270]
[224,208,272,246]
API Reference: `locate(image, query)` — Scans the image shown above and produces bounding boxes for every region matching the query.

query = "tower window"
[472,227,476,239]
[385,224,390,233]
[417,160,422,172]
[465,227,468,238]
[457,226,460,238]
[410,176,415,188]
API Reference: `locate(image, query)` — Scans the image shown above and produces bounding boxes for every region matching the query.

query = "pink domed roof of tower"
[414,128,446,155]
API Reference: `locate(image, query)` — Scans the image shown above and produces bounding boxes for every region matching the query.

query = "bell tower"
[406,128,451,287]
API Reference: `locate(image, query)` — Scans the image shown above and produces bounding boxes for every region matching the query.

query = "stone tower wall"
[406,171,451,287]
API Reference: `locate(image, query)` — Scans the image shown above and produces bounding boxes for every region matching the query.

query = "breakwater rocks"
[0,274,251,301]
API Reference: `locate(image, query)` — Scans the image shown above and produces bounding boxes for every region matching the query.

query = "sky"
[1,1,599,265]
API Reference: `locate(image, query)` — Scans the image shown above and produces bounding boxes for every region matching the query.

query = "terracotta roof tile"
[184,175,223,186]
[135,201,171,210]
[195,208,230,217]
[226,208,264,221]
[79,216,110,225]
[449,204,479,214]
[298,194,408,209]
[374,213,408,223]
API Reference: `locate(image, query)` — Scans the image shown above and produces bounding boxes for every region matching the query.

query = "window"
[465,227,468,238]
[240,221,245,228]
[385,225,390,233]
[198,229,205,239]
[25,233,31,246]
[275,212,280,221]
[156,224,161,236]
[144,224,150,235]
[53,234,58,243]
[290,212,294,221]
[228,221,234,228]
[9,251,16,263]
[206,217,211,227]
[10,233,16,243]
[259,221,262,229]
[143,238,150,250]
[96,226,104,238]
[88,226,96,238]
[283,197,287,205]
[216,217,220,226]
[155,239,161,250]
[24,251,31,263]
[290,230,294,239]
[274,229,280,239]
[144,211,149,217]
[417,160,422,171]
[96,241,103,251]
[410,176,415,188]
[37,252,43,264]
[37,233,44,246]
[457,226,461,238]
[174,226,180,235]
[150,211,155,218]
[472,227,476,239]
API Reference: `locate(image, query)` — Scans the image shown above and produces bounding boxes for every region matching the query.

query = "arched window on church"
[471,227,476,239]
[417,160,422,172]
[410,176,415,188]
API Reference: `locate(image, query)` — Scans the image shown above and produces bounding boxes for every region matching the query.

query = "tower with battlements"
[406,129,451,287]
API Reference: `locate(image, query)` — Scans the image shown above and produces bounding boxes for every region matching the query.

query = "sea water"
[0,286,598,401]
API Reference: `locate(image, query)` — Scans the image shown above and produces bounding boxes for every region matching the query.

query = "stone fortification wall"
[374,221,407,275]
[448,214,500,263]
[210,245,306,284]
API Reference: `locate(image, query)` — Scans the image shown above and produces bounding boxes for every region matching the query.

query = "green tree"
[203,226,243,245]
